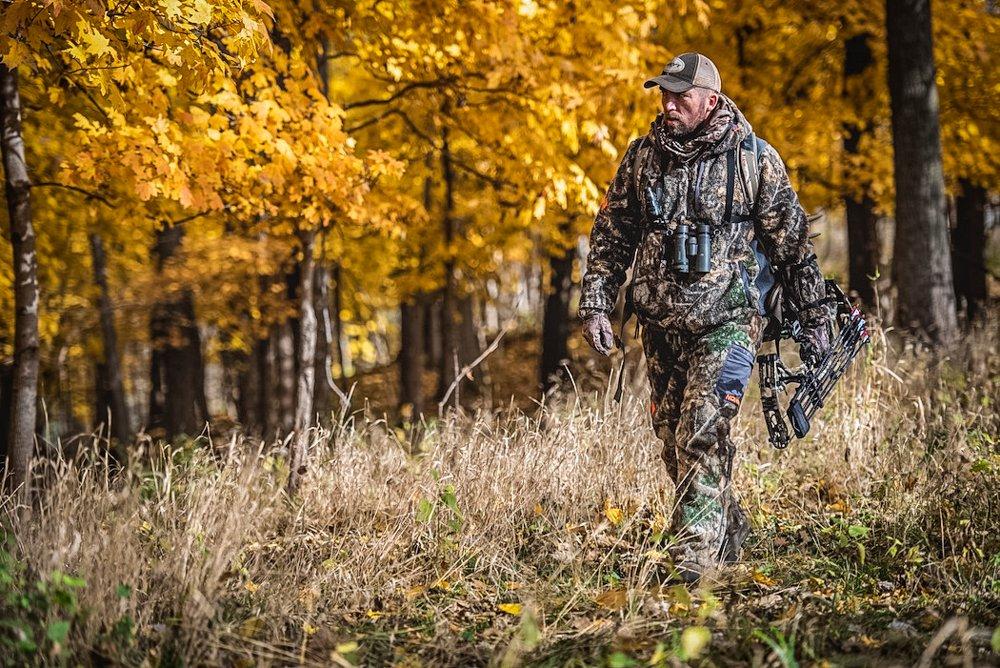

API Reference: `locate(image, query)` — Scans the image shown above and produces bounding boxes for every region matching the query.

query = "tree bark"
[1,64,39,496]
[330,263,350,382]
[416,168,441,377]
[435,123,476,402]
[540,243,575,392]
[89,233,131,449]
[312,263,334,419]
[399,296,426,418]
[424,295,442,370]
[952,179,988,322]
[147,224,210,438]
[843,32,881,308]
[287,230,317,495]
[238,336,267,434]
[885,0,957,343]
[440,122,456,391]
[274,320,296,433]
[457,295,480,369]
[0,361,12,465]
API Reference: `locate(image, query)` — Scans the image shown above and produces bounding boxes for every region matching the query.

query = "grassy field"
[2,319,999,666]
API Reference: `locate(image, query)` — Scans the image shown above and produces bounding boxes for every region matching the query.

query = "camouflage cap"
[644,52,722,93]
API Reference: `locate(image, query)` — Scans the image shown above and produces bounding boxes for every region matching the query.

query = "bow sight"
[757,280,870,449]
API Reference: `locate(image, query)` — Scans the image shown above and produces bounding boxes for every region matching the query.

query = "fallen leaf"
[594,588,628,610]
[752,570,777,588]
[826,500,850,514]
[498,603,522,615]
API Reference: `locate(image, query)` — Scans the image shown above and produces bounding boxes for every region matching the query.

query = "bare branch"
[32,181,115,207]
[437,325,509,415]
[343,78,455,110]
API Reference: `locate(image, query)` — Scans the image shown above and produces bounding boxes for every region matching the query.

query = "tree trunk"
[435,124,472,402]
[0,361,12,465]
[457,295,480,368]
[147,224,209,438]
[330,263,350,382]
[424,295,442,370]
[952,179,988,322]
[257,336,271,433]
[226,347,250,429]
[275,320,296,433]
[90,233,131,450]
[1,64,39,496]
[287,230,317,495]
[312,263,334,419]
[540,243,575,392]
[843,32,880,308]
[399,296,426,418]
[885,0,957,343]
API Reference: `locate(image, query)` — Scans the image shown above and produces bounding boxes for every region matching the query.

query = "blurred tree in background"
[1,0,997,488]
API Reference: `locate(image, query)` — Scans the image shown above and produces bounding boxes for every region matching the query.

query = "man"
[579,52,830,582]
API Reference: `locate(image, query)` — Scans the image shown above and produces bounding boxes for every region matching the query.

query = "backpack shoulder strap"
[631,135,648,195]
[738,132,768,210]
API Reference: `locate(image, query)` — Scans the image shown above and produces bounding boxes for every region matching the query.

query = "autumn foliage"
[1,0,996,437]
[0,0,998,663]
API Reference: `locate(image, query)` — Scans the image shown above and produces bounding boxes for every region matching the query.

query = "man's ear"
[705,92,719,111]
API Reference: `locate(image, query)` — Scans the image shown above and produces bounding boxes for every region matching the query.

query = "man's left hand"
[801,323,831,366]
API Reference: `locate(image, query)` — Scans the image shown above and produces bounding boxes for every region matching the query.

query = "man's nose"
[663,95,678,112]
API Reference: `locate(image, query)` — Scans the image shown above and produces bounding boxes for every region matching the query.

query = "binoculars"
[646,186,712,274]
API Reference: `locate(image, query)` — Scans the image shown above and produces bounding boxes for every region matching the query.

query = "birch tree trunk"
[1,64,39,496]
[287,230,317,495]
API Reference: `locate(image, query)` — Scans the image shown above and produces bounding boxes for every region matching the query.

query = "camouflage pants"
[642,316,764,564]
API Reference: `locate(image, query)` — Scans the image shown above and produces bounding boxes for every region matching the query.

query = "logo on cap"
[665,58,685,74]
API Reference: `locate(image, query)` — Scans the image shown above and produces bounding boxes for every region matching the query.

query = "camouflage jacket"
[579,104,827,333]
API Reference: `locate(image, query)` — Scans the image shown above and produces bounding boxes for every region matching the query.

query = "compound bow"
[757,280,870,449]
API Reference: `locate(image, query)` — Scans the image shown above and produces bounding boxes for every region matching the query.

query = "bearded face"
[660,88,718,137]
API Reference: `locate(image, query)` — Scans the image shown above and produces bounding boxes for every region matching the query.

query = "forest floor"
[2,319,999,666]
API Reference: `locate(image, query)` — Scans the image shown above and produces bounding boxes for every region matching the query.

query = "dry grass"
[2,319,999,666]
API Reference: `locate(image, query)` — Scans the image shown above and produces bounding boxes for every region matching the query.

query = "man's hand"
[800,323,831,366]
[582,312,615,356]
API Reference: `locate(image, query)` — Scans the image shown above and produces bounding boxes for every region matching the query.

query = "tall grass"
[3,319,998,665]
